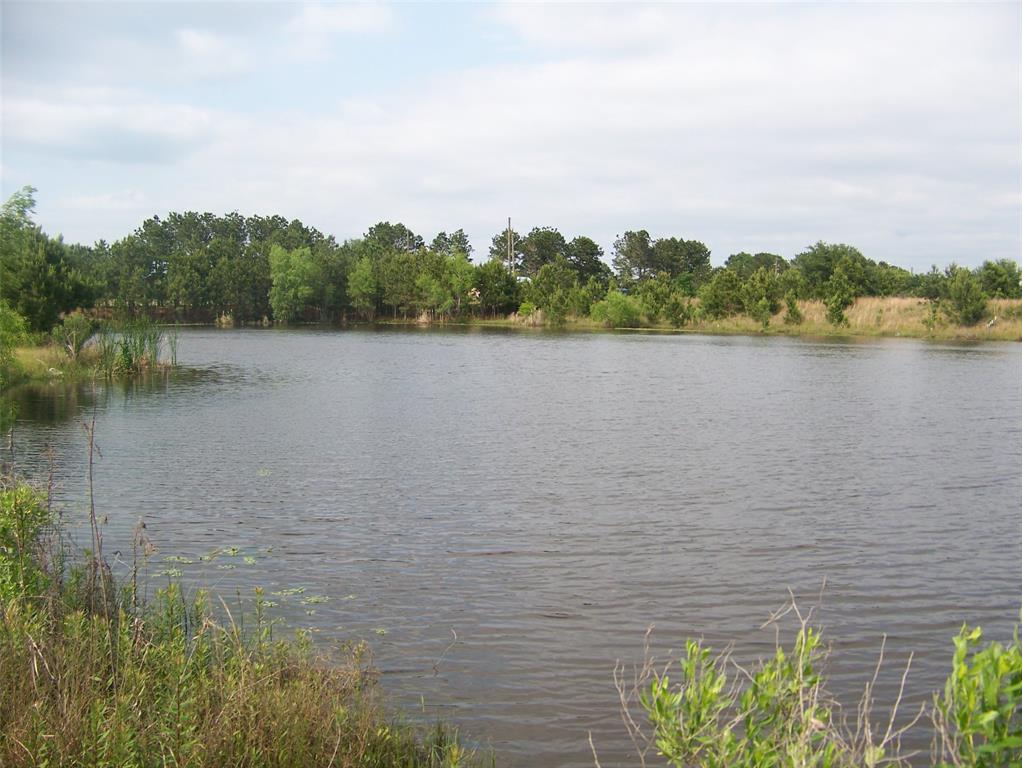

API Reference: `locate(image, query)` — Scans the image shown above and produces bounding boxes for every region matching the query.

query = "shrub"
[783,293,804,325]
[52,311,97,362]
[825,268,854,327]
[517,300,536,318]
[590,289,643,328]
[664,292,694,328]
[698,270,744,319]
[945,267,988,326]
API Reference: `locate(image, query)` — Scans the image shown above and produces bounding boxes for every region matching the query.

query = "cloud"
[3,2,1018,269]
[286,4,395,59]
[175,28,253,77]
[4,87,222,164]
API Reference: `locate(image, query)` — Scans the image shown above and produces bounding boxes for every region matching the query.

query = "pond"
[6,327,1022,766]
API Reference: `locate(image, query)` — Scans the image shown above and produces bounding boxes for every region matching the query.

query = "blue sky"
[2,1,1019,270]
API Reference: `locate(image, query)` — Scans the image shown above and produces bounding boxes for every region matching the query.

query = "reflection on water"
[6,328,1022,766]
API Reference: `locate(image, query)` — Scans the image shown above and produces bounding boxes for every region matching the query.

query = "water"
[6,328,1022,765]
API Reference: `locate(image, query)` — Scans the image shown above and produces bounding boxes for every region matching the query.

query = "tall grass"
[0,455,474,767]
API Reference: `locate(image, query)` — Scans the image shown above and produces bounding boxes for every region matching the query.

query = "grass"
[0,461,475,768]
[5,322,180,386]
[483,297,1022,341]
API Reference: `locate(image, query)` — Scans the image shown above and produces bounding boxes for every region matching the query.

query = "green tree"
[652,237,712,286]
[794,242,868,297]
[612,230,654,284]
[474,260,519,317]
[430,229,473,258]
[488,226,524,272]
[566,236,611,285]
[348,255,378,320]
[365,221,423,252]
[268,245,321,323]
[741,267,782,316]
[977,259,1022,299]
[945,267,987,325]
[590,288,642,328]
[528,257,577,323]
[698,269,744,318]
[636,272,673,322]
[824,265,854,326]
[520,227,567,277]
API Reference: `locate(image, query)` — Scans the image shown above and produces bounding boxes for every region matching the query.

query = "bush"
[825,268,854,327]
[52,311,97,362]
[664,292,693,328]
[698,270,744,319]
[945,267,988,326]
[783,293,804,325]
[590,289,643,328]
[618,599,1022,768]
[517,300,536,318]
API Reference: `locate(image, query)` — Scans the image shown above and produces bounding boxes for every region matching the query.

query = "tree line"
[2,186,1020,336]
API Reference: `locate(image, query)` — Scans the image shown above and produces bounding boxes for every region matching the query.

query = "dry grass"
[672,297,1022,341]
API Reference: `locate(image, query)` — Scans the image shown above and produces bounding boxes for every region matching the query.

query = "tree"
[520,227,567,277]
[566,236,611,285]
[0,187,93,331]
[528,257,577,323]
[725,251,787,281]
[487,226,524,272]
[636,272,673,322]
[431,229,473,258]
[590,287,642,328]
[977,259,1022,299]
[698,269,743,318]
[612,230,654,283]
[652,237,712,285]
[741,267,782,316]
[794,242,868,297]
[945,267,987,325]
[824,264,854,326]
[268,245,321,323]
[365,221,423,252]
[348,255,377,320]
[474,260,519,317]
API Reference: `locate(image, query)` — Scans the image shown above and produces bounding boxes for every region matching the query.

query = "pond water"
[6,328,1022,766]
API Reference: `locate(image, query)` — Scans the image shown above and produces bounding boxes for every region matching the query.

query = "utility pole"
[506,216,513,275]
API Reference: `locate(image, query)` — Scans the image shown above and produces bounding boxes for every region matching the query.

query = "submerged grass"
[0,456,475,767]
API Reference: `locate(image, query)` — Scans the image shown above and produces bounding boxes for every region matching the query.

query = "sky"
[2,1,1019,270]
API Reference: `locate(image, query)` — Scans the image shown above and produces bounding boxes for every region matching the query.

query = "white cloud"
[4,86,222,163]
[175,29,253,77]
[286,3,395,59]
[4,2,1018,269]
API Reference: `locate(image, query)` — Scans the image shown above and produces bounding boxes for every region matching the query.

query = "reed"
[0,467,474,768]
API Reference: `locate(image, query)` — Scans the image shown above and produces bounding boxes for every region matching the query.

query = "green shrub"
[945,267,988,326]
[0,481,51,602]
[783,293,804,325]
[52,311,97,362]
[590,289,643,328]
[517,300,536,318]
[664,292,694,328]
[698,270,744,319]
[933,618,1022,767]
[825,268,854,327]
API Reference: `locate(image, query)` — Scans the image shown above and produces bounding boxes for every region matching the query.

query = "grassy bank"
[0,472,474,767]
[473,296,1022,341]
[2,320,179,388]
